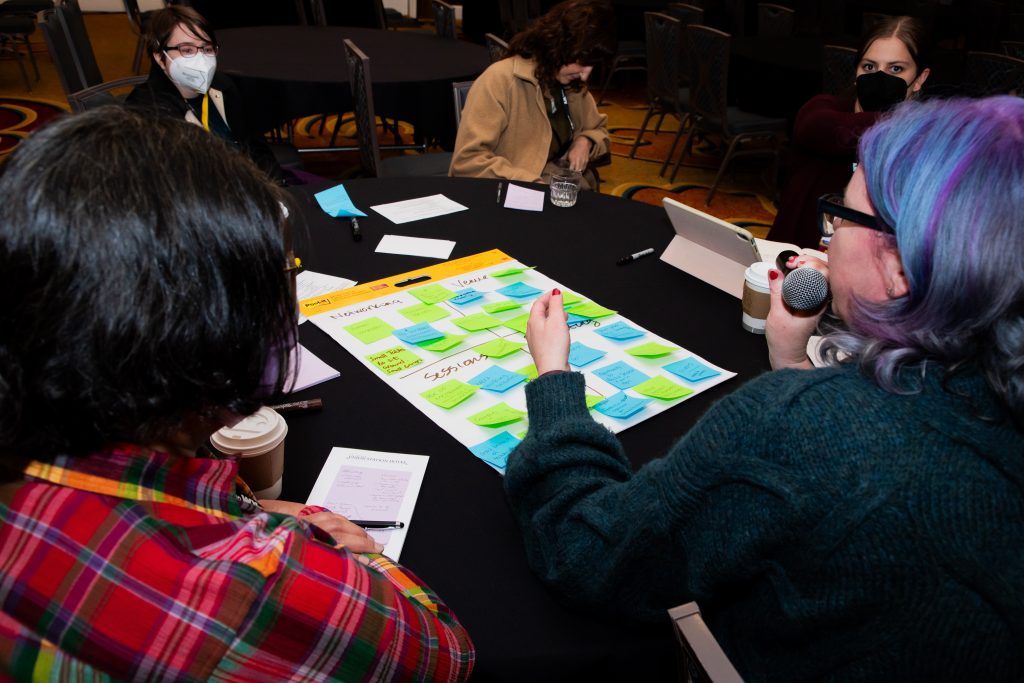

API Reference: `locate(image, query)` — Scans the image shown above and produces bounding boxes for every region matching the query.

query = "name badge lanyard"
[201,93,210,131]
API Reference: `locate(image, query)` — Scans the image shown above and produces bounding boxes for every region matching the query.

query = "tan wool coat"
[449,56,609,184]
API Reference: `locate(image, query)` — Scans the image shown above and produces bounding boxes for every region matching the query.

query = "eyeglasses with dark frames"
[165,42,219,58]
[817,194,892,237]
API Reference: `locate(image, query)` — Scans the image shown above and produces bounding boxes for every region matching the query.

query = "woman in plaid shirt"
[0,108,474,682]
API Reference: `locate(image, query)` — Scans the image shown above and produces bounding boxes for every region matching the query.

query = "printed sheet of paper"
[306,447,429,561]
[370,194,469,224]
[376,235,456,260]
[296,270,356,324]
[503,184,545,211]
[304,250,735,475]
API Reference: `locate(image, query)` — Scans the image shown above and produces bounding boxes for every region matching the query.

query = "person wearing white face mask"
[126,5,291,184]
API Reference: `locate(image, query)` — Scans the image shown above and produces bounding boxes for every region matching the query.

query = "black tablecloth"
[282,176,770,681]
[217,26,489,146]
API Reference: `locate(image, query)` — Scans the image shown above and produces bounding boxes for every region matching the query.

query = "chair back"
[39,9,84,97]
[821,43,856,95]
[484,32,508,63]
[668,602,744,683]
[343,38,383,177]
[499,0,540,37]
[67,74,147,112]
[757,3,794,37]
[686,24,729,132]
[965,50,1024,95]
[1002,40,1024,59]
[121,0,142,31]
[56,0,103,88]
[312,0,385,29]
[452,79,473,128]
[665,4,703,85]
[644,12,682,107]
[432,0,456,40]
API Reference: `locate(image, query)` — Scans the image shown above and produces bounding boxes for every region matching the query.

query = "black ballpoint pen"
[350,520,405,530]
[616,247,655,265]
[350,216,361,242]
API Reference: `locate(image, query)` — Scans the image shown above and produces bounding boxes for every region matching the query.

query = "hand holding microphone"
[765,251,829,370]
[776,250,830,311]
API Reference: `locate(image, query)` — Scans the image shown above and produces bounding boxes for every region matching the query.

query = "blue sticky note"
[594,392,651,419]
[468,365,528,393]
[450,288,485,306]
[593,361,650,390]
[469,431,521,470]
[565,313,589,325]
[595,321,646,341]
[393,322,445,345]
[664,357,722,383]
[314,183,367,218]
[496,282,544,299]
[568,341,607,368]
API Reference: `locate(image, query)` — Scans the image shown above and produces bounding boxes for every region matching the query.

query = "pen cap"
[210,407,288,498]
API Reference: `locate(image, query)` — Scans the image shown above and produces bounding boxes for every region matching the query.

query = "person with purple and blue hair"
[503,96,1024,680]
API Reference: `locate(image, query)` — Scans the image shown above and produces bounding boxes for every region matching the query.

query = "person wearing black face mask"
[769,16,930,249]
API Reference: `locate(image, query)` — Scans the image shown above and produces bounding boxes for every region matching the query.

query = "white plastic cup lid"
[744,261,772,289]
[210,407,287,456]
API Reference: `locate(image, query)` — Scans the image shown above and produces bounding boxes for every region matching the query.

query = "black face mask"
[856,71,910,112]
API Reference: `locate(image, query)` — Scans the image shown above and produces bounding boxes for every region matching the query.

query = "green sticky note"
[561,291,582,306]
[344,317,394,344]
[409,284,454,305]
[503,314,530,334]
[626,342,679,358]
[490,266,535,277]
[516,363,538,380]
[632,376,694,400]
[516,429,528,440]
[585,394,603,410]
[400,302,450,324]
[418,334,464,352]
[421,379,479,409]
[468,402,527,427]
[570,301,617,318]
[475,338,525,358]
[482,300,523,314]
[453,312,503,332]
[366,346,423,375]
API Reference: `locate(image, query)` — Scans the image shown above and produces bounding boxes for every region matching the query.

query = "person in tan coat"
[449,0,615,189]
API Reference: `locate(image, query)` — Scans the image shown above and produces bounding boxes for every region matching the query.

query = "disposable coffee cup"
[210,407,288,499]
[550,168,582,208]
[742,261,772,334]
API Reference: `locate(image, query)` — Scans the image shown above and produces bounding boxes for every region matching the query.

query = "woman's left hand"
[565,137,592,172]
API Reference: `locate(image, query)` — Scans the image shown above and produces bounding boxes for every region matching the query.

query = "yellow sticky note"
[570,301,617,318]
[632,376,693,400]
[453,312,503,332]
[418,335,464,352]
[400,302,450,324]
[409,284,454,305]
[475,338,525,358]
[421,379,479,409]
[468,402,526,427]
[626,342,679,358]
[345,317,394,344]
[366,346,423,376]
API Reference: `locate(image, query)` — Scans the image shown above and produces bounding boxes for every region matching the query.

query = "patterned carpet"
[0,97,67,160]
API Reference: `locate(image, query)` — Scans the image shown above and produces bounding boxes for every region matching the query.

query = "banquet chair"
[756,3,794,38]
[965,51,1024,95]
[122,0,158,75]
[432,0,457,40]
[485,31,508,63]
[66,75,148,112]
[498,0,540,38]
[627,13,688,170]
[596,35,646,105]
[670,24,786,205]
[343,39,452,178]
[822,44,856,95]
[669,602,744,683]
[39,2,105,102]
[0,13,39,91]
[452,80,473,129]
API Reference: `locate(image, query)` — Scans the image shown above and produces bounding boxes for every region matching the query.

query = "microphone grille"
[782,267,829,311]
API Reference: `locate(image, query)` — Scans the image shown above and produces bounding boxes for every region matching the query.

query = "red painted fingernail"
[768,270,780,281]
[553,288,561,295]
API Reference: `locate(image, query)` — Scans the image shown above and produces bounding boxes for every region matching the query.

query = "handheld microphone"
[781,267,829,311]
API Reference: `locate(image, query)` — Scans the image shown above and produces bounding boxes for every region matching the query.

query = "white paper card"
[503,184,545,211]
[370,194,469,224]
[286,344,340,393]
[376,234,456,260]
[296,270,356,324]
[306,447,430,560]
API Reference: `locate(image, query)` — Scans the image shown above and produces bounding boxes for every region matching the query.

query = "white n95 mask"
[166,52,217,94]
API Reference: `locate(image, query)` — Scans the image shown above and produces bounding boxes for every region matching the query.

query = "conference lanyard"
[201,93,210,131]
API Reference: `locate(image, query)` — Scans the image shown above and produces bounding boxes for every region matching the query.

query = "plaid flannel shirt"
[0,446,475,681]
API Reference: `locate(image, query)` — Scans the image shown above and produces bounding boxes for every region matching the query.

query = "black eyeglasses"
[165,42,219,58]
[817,194,892,237]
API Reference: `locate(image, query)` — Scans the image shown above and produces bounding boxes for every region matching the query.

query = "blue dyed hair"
[825,96,1024,425]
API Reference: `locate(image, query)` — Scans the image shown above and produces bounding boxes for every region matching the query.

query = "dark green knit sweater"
[504,365,1024,682]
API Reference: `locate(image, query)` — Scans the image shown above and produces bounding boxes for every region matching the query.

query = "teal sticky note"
[393,322,445,344]
[595,321,645,341]
[468,365,528,393]
[450,288,485,305]
[469,431,521,470]
[314,183,367,218]
[594,392,651,419]
[497,282,544,299]
[568,341,606,368]
[664,357,722,383]
[593,361,650,390]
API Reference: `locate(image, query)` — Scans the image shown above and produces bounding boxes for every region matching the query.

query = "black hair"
[0,107,296,464]
[146,4,217,55]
